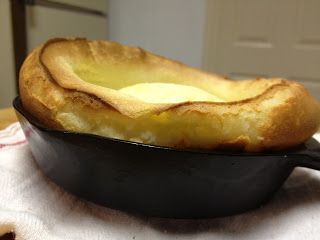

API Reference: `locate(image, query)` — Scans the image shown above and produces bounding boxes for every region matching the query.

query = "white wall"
[108,0,206,68]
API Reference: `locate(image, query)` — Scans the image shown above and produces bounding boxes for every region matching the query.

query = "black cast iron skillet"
[13,96,320,218]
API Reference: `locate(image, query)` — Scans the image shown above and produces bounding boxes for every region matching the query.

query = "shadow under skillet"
[142,168,320,235]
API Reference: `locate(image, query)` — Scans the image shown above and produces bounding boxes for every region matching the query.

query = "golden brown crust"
[19,38,320,152]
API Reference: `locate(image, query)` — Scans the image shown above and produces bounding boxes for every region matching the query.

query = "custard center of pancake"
[74,64,225,103]
[118,83,224,103]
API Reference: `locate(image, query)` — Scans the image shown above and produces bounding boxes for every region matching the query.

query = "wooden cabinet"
[0,0,108,108]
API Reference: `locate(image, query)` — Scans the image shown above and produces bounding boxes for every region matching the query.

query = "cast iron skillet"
[13,96,320,218]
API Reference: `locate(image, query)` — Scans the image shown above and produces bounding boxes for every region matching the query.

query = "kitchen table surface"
[0,108,17,130]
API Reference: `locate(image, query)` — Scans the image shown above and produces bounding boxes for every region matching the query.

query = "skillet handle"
[296,150,320,170]
[294,137,320,170]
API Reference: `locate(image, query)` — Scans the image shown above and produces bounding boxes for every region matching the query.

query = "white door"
[203,0,320,99]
